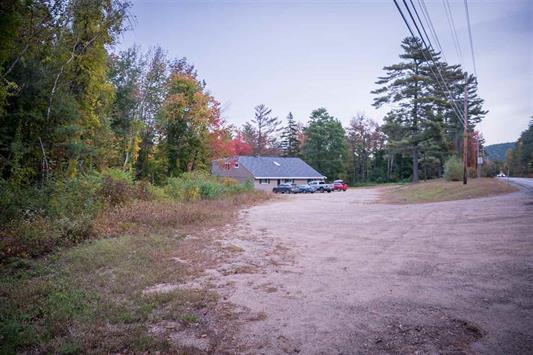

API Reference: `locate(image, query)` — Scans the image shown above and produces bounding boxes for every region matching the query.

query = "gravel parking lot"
[212,186,533,353]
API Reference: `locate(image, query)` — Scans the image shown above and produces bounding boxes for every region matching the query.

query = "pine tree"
[241,122,257,154]
[247,104,280,156]
[303,108,347,180]
[280,112,300,157]
[372,37,440,183]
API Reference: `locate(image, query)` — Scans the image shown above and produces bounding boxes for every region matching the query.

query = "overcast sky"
[118,0,532,145]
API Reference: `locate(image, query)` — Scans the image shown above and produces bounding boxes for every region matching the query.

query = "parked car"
[297,184,316,193]
[496,172,506,177]
[272,183,299,194]
[308,180,333,193]
[333,180,348,191]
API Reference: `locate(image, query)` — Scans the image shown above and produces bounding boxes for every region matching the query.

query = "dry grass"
[382,178,517,204]
[0,191,268,354]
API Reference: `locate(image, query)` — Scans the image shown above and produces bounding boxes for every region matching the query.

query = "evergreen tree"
[303,108,347,180]
[280,112,301,157]
[429,62,487,156]
[372,37,442,183]
[241,121,257,154]
[247,104,280,155]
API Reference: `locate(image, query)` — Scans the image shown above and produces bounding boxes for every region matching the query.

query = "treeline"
[0,0,259,261]
[238,37,488,183]
[504,120,533,177]
[0,0,255,186]
[237,106,386,184]
[1,3,488,189]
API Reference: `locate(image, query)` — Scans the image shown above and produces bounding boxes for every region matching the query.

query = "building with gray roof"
[211,156,326,191]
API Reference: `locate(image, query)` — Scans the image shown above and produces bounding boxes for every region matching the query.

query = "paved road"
[501,177,533,190]
[216,187,533,354]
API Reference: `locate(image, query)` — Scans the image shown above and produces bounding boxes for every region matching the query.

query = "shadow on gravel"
[370,318,483,354]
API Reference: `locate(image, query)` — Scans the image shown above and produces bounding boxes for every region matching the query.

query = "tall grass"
[0,170,255,263]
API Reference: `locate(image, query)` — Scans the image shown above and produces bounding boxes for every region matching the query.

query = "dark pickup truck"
[272,183,299,194]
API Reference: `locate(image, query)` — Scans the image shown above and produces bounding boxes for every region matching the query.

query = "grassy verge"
[382,178,517,204]
[0,191,267,353]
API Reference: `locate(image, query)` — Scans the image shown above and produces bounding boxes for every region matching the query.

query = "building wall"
[212,160,254,182]
[254,179,276,191]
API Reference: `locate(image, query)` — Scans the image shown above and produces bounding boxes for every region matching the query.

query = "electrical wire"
[418,0,448,63]
[443,0,464,65]
[395,0,466,125]
[409,0,433,51]
[417,0,468,127]
[464,0,478,79]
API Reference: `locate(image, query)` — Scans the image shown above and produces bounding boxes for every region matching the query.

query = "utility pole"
[463,74,468,185]
[476,136,481,178]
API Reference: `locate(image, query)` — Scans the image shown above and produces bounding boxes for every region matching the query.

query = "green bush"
[163,174,252,202]
[148,184,169,201]
[0,169,254,262]
[98,176,134,206]
[444,156,464,181]
[0,175,104,261]
[101,168,134,186]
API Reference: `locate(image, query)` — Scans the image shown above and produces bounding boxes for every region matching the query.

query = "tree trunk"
[412,146,419,183]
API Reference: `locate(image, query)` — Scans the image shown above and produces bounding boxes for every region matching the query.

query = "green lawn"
[382,178,517,204]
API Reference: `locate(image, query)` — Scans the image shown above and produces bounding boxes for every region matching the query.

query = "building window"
[259,179,270,184]
[234,162,239,168]
[283,179,294,183]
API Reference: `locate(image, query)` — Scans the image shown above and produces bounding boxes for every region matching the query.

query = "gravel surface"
[211,186,533,354]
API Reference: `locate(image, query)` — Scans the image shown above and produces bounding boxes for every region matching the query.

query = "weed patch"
[0,189,267,353]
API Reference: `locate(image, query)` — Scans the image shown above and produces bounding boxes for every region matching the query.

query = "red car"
[333,180,348,191]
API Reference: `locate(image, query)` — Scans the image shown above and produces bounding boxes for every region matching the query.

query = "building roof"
[214,156,325,179]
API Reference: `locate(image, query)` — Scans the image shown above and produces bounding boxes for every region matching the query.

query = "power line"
[418,0,446,62]
[396,0,466,125]
[464,0,478,78]
[396,0,465,125]
[402,0,430,49]
[443,0,464,65]
[417,0,469,127]
[409,0,433,51]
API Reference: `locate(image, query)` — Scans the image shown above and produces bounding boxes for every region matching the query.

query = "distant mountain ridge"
[485,142,515,161]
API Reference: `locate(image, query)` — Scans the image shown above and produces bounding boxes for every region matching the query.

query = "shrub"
[148,184,169,201]
[134,180,154,200]
[0,175,103,261]
[0,169,256,262]
[101,168,134,186]
[444,156,464,181]
[98,176,134,206]
[163,174,252,202]
[198,180,224,199]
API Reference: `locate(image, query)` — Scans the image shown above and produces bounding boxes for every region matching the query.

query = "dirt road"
[206,187,533,354]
